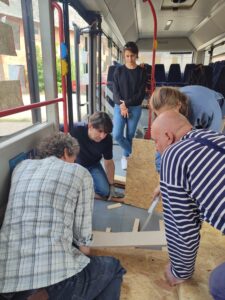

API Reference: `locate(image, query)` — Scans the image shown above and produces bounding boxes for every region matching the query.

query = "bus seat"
[182,63,196,84]
[214,65,225,98]
[203,65,213,89]
[167,63,182,85]
[0,123,56,228]
[189,64,213,88]
[155,64,166,85]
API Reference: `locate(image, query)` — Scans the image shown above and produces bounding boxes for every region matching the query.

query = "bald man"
[151,111,225,300]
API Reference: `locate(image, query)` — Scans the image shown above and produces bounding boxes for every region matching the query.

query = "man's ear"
[165,131,175,146]
[61,148,76,162]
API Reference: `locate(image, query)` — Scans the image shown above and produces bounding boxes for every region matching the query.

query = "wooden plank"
[114,174,126,188]
[107,203,122,209]
[0,22,16,55]
[0,0,9,4]
[0,80,23,110]
[124,139,159,210]
[132,218,140,232]
[91,230,167,248]
[159,219,165,232]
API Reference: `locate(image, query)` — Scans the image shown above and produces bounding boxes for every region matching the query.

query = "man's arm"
[160,149,202,282]
[73,169,94,249]
[113,67,123,105]
[161,180,201,281]
[104,159,115,185]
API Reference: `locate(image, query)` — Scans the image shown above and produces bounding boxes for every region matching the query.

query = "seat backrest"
[182,63,196,83]
[189,64,212,88]
[167,63,182,83]
[143,63,152,99]
[214,65,225,98]
[107,65,117,82]
[203,65,213,89]
[155,64,166,83]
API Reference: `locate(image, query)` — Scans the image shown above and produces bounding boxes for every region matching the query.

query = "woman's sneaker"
[121,156,128,170]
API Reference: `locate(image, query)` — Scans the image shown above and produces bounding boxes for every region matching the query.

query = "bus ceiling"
[67,0,225,52]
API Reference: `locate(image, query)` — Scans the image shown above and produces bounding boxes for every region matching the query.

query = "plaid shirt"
[0,156,94,293]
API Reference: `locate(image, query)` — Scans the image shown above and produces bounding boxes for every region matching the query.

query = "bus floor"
[92,142,225,300]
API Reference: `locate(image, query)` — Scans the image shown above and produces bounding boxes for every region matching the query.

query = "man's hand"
[79,245,91,256]
[120,100,129,118]
[108,185,124,201]
[164,263,186,286]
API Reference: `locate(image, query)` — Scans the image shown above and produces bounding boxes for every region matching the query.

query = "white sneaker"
[121,156,128,170]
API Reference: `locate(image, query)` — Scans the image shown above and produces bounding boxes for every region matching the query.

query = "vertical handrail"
[143,0,157,139]
[52,2,68,133]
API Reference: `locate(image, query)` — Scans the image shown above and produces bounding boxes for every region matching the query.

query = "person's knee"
[96,256,126,278]
[95,184,109,198]
[209,263,225,300]
[113,130,123,143]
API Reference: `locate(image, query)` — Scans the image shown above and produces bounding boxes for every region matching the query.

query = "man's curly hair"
[37,131,80,159]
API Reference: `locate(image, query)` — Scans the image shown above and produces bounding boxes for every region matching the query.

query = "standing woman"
[113,41,146,170]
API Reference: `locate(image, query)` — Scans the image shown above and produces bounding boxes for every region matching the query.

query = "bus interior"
[0,0,225,299]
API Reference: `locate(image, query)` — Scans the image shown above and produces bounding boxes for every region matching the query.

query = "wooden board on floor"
[124,138,159,210]
[0,80,23,110]
[0,22,16,56]
[92,247,178,300]
[92,223,225,300]
[91,230,167,248]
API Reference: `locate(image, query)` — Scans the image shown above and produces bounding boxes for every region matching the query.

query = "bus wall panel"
[137,37,195,52]
[0,123,56,227]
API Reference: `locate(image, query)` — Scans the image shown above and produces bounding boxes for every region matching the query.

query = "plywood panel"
[92,248,178,300]
[124,138,159,210]
[0,80,23,110]
[0,22,16,56]
[0,0,9,5]
[92,223,225,300]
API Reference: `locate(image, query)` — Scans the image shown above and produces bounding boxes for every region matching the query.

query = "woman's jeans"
[0,256,126,300]
[86,162,109,197]
[209,262,225,300]
[113,104,142,157]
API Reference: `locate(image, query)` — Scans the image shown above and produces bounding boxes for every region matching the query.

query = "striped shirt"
[160,129,225,279]
[0,156,94,293]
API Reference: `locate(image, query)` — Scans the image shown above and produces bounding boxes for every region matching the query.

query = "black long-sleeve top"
[113,65,146,107]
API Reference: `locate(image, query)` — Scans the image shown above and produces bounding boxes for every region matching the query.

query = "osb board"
[124,138,159,210]
[0,0,9,4]
[92,222,225,300]
[0,22,16,56]
[0,80,23,110]
[131,138,156,162]
[92,248,178,300]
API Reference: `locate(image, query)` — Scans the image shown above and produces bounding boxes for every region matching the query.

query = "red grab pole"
[143,0,157,139]
[52,2,68,133]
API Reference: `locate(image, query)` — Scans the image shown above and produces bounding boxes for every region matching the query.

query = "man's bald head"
[151,110,192,154]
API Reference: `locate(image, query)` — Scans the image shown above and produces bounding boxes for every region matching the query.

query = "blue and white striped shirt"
[160,129,225,279]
